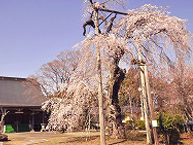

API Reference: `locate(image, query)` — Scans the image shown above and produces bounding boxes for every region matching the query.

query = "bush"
[174,115,184,133]
[135,120,145,130]
[157,112,183,145]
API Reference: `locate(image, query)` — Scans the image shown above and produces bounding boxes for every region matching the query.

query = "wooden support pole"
[138,48,152,145]
[95,10,106,145]
[31,111,35,132]
[144,65,159,145]
[139,65,152,145]
[98,8,127,15]
[140,93,145,120]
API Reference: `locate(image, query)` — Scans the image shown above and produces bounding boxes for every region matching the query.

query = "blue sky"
[0,0,192,78]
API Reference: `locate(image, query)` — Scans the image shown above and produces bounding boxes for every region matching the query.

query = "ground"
[1,131,193,145]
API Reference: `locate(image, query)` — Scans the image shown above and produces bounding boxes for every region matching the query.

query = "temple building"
[0,76,47,133]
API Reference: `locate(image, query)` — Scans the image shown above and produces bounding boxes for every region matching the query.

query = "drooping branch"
[114,4,192,59]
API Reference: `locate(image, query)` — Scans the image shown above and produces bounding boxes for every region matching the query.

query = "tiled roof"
[0,76,46,107]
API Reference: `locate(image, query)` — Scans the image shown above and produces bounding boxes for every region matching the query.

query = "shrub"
[174,115,184,133]
[157,112,183,145]
[135,120,145,130]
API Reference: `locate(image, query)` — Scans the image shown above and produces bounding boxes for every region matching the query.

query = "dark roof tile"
[0,76,46,107]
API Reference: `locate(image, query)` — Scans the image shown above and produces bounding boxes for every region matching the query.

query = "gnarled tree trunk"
[108,63,126,138]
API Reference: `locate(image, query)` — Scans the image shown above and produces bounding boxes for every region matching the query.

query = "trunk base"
[108,105,125,139]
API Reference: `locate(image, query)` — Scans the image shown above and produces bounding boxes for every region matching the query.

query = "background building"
[0,76,47,133]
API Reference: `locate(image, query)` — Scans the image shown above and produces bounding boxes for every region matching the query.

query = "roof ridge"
[0,76,26,81]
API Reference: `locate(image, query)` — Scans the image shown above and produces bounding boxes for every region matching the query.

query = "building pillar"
[41,111,46,132]
[31,111,35,132]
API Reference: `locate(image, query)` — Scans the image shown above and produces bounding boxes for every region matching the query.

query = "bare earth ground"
[1,132,193,145]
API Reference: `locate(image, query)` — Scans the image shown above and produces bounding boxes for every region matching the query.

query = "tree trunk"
[0,108,9,134]
[108,66,126,139]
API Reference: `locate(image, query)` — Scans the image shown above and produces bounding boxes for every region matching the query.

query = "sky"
[0,0,192,78]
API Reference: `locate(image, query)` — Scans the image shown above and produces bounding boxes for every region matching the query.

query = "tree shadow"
[0,139,11,142]
[108,139,127,145]
[60,136,98,144]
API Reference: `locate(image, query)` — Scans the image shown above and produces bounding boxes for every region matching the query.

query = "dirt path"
[2,132,99,145]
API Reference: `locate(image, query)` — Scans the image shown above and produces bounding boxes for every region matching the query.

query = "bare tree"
[171,61,193,121]
[31,50,80,97]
